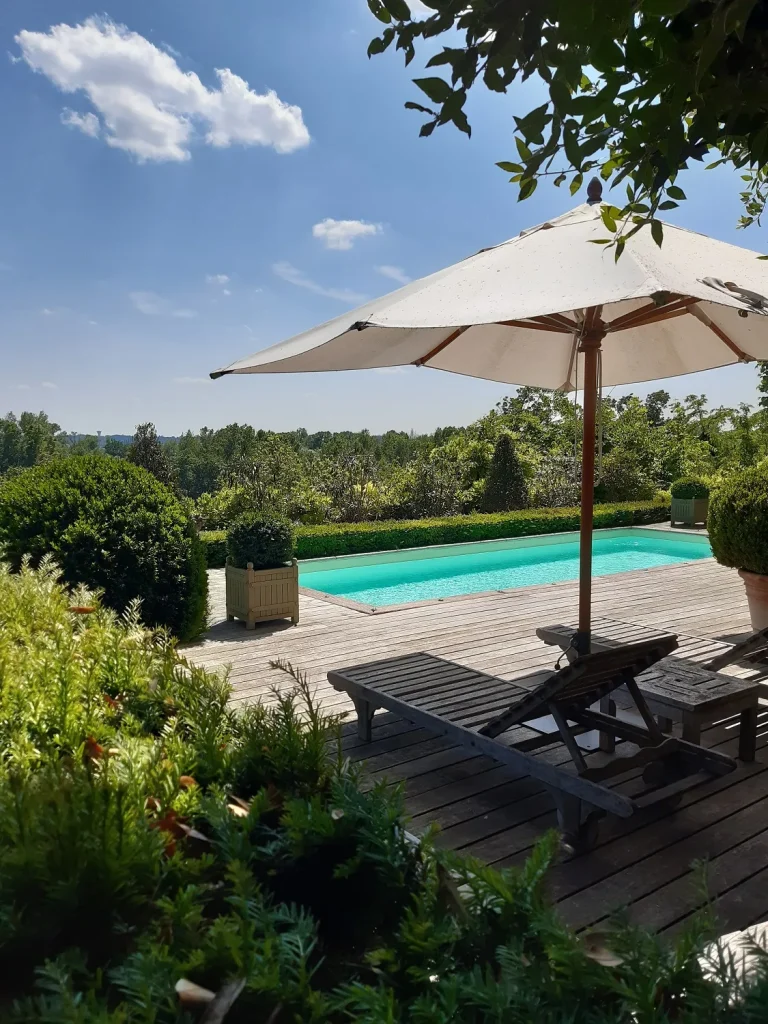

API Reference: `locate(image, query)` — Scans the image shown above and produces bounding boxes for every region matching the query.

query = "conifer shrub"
[709,465,768,574]
[1,563,767,1022]
[671,477,710,499]
[481,432,529,511]
[226,512,295,569]
[0,455,206,640]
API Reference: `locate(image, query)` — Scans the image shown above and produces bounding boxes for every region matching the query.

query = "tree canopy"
[368,0,768,249]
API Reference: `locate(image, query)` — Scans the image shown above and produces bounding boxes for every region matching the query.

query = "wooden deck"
[186,557,768,938]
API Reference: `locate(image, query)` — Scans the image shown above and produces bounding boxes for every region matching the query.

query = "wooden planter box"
[225,560,299,628]
[670,496,708,527]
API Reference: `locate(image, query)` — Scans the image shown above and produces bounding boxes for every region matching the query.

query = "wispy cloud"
[206,273,229,286]
[376,264,411,286]
[313,218,382,251]
[272,261,367,304]
[41,381,58,389]
[130,291,197,318]
[15,17,310,162]
[61,108,100,137]
[172,376,209,385]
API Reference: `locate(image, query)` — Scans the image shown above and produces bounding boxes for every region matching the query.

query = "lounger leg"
[739,706,758,762]
[551,791,601,855]
[657,716,674,734]
[352,697,375,742]
[599,697,616,753]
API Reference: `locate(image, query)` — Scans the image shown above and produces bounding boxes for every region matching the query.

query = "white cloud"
[222,288,231,296]
[312,218,382,251]
[206,273,230,285]
[16,18,310,163]
[130,291,197,318]
[173,376,209,384]
[88,320,98,326]
[41,381,58,389]
[272,261,367,304]
[376,264,411,285]
[61,108,100,137]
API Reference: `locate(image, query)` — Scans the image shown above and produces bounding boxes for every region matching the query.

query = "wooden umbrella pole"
[574,314,605,656]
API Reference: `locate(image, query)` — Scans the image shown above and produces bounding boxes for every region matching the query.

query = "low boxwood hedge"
[201,500,670,567]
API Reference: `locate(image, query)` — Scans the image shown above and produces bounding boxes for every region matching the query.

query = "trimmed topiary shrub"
[708,465,768,574]
[671,477,710,499]
[226,512,295,569]
[0,455,207,640]
[482,433,529,511]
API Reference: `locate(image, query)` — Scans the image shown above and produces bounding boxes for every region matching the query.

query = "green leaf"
[666,185,686,200]
[383,0,411,20]
[518,178,538,200]
[569,172,584,196]
[696,8,728,87]
[515,137,532,161]
[496,161,523,173]
[758,255,768,260]
[658,200,678,210]
[640,0,690,14]
[419,120,437,138]
[651,219,664,247]
[413,77,453,104]
[553,172,567,187]
[405,101,435,114]
[368,28,394,56]
[601,207,617,233]
[724,0,758,41]
[614,237,626,262]
[367,0,391,24]
[589,238,613,244]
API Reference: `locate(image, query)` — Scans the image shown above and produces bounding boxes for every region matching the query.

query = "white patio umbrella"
[211,179,768,653]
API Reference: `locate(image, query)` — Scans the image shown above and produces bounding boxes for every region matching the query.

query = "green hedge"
[201,500,670,566]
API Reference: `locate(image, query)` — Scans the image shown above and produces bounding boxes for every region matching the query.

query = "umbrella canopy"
[211,182,768,653]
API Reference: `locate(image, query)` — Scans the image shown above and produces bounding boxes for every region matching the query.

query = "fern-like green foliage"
[2,563,768,1022]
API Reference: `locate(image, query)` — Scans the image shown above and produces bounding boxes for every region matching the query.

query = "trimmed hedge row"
[201,500,670,566]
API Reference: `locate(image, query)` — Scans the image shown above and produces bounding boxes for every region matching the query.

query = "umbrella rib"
[606,296,695,332]
[531,313,579,330]
[687,304,751,361]
[497,319,572,333]
[415,325,470,366]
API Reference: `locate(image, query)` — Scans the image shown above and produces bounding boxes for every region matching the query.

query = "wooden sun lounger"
[328,638,736,854]
[537,618,762,761]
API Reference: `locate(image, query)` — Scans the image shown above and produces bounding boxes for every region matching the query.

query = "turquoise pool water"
[299,528,711,608]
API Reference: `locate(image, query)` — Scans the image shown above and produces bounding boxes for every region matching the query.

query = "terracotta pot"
[738,569,768,630]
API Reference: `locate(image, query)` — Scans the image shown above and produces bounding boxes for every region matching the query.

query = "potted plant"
[709,466,768,629]
[670,477,710,527]
[225,512,299,628]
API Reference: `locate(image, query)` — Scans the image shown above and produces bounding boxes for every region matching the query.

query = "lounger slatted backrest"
[706,626,768,672]
[480,634,678,739]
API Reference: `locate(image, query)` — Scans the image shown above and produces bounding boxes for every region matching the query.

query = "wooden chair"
[706,626,768,672]
[329,637,736,854]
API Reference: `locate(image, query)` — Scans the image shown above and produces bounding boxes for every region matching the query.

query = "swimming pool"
[299,528,711,609]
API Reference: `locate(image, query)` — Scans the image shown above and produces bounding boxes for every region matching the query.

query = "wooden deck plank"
[187,557,768,937]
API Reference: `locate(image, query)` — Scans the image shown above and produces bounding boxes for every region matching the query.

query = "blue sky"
[1,0,765,436]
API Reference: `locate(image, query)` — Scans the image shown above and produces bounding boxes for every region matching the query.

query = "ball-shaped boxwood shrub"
[226,513,295,570]
[670,477,710,499]
[0,456,207,640]
[708,465,768,575]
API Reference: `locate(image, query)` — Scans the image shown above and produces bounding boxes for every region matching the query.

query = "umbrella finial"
[586,178,603,205]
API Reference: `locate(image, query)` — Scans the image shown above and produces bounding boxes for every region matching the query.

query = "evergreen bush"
[671,477,710,500]
[0,455,207,640]
[201,500,670,567]
[2,563,767,1022]
[709,465,768,574]
[226,512,295,569]
[482,433,529,511]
